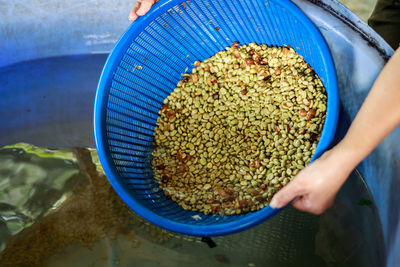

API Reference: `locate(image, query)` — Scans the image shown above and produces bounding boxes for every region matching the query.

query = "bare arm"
[270,47,400,214]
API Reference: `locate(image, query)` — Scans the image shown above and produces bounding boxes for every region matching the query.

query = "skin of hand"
[270,47,400,214]
[129,0,158,21]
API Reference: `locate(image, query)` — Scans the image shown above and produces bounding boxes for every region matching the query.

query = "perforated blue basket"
[94,0,339,236]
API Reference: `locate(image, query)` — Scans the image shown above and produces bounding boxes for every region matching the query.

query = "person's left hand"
[129,0,158,21]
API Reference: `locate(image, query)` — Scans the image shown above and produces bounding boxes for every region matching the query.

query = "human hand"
[270,48,400,215]
[269,149,353,214]
[129,0,158,21]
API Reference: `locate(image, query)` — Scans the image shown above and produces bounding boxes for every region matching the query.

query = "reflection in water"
[0,145,384,266]
[0,147,169,267]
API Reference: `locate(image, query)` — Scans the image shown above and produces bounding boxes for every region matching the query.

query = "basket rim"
[94,0,339,236]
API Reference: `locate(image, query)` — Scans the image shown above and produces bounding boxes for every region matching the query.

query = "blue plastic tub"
[94,0,339,236]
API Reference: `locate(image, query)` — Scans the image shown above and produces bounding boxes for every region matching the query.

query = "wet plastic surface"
[93,0,339,236]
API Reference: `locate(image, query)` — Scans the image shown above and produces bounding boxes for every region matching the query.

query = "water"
[0,144,384,266]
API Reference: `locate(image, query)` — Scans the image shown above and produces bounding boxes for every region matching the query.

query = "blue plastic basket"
[94,0,339,236]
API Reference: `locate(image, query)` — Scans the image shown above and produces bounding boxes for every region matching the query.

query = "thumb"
[137,0,156,16]
[269,180,302,209]
[129,2,140,21]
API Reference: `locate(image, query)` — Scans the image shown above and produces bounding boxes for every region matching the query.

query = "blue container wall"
[0,0,131,68]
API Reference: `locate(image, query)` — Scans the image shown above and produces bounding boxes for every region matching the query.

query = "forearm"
[270,49,400,212]
[330,48,400,171]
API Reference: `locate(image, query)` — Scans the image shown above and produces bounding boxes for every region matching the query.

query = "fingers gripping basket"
[94,0,339,236]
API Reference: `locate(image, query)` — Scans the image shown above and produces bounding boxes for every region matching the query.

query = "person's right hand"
[271,48,400,214]
[129,0,158,21]
[269,149,353,214]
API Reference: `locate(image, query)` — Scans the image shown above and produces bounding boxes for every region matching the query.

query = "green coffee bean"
[152,43,326,215]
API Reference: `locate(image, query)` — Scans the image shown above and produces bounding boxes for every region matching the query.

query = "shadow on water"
[0,146,384,267]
